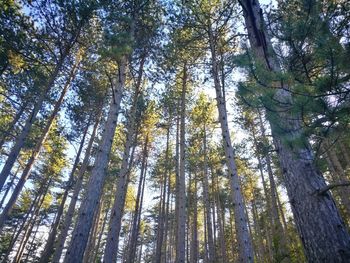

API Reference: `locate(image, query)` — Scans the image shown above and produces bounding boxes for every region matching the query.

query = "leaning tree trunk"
[0,100,28,150]
[38,117,91,263]
[208,24,254,262]
[52,112,100,263]
[63,59,126,263]
[0,45,72,191]
[0,57,81,229]
[240,0,350,261]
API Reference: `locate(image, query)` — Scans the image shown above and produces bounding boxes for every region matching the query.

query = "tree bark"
[52,112,100,263]
[0,46,72,191]
[39,117,90,262]
[240,0,350,260]
[103,54,144,263]
[0,57,81,228]
[175,63,187,263]
[203,127,215,263]
[63,59,126,263]
[208,23,254,262]
[154,125,170,263]
[126,134,149,263]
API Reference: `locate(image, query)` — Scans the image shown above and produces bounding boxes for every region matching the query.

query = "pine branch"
[317,181,350,196]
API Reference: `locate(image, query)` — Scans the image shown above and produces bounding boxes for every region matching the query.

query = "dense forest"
[0,0,350,262]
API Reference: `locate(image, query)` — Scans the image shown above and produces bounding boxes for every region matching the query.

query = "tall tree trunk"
[208,24,254,262]
[0,166,20,209]
[64,59,126,263]
[191,172,198,263]
[175,63,187,263]
[126,135,149,263]
[13,177,52,263]
[0,58,81,228]
[2,189,42,261]
[103,54,145,263]
[83,199,102,263]
[0,46,73,191]
[162,128,172,263]
[339,142,350,168]
[251,127,273,261]
[23,213,42,262]
[251,192,267,261]
[217,196,227,263]
[39,117,91,262]
[240,0,350,260]
[94,195,113,262]
[154,126,170,263]
[323,144,350,217]
[52,113,100,263]
[257,109,289,260]
[203,127,215,262]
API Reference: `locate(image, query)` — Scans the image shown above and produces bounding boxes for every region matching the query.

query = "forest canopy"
[0,0,350,262]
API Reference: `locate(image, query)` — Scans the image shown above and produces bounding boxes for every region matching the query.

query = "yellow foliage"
[8,50,27,74]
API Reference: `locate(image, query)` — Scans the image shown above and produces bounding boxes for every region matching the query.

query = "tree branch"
[317,181,350,196]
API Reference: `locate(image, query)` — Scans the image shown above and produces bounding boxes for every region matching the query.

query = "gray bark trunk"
[0,58,81,228]
[103,55,144,263]
[39,117,90,262]
[52,112,100,263]
[126,135,148,263]
[175,64,187,263]
[208,23,254,262]
[63,59,126,263]
[154,126,170,263]
[240,0,350,260]
[203,128,215,263]
[0,47,71,191]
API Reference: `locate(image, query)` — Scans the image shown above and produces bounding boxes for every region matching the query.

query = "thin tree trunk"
[240,0,350,260]
[94,196,112,262]
[2,190,41,261]
[203,127,215,263]
[339,143,350,168]
[64,59,126,263]
[324,147,350,216]
[22,212,44,262]
[39,117,90,262]
[126,135,149,263]
[191,172,198,263]
[0,58,81,228]
[175,63,187,263]
[103,54,145,263]
[0,46,72,191]
[257,109,289,260]
[162,128,172,263]
[154,126,170,263]
[52,113,100,263]
[251,192,266,261]
[13,178,52,263]
[83,199,103,263]
[208,23,254,262]
[0,166,20,209]
[217,197,227,263]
